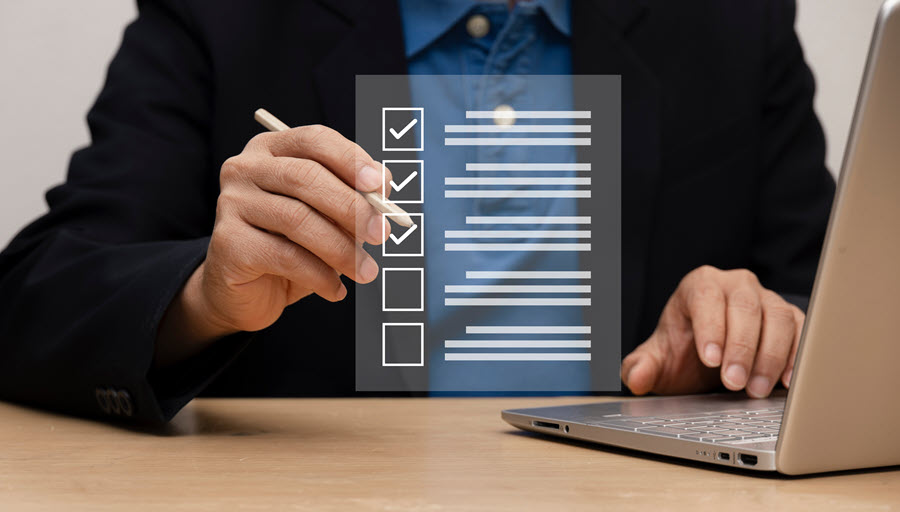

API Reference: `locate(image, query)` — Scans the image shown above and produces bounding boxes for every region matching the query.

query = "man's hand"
[621,266,804,398]
[155,125,392,366]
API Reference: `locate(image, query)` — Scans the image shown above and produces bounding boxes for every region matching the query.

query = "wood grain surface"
[0,397,897,511]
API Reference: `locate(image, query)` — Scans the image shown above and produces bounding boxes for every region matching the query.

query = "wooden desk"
[0,397,897,510]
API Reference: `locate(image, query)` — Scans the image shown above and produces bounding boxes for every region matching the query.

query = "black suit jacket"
[0,0,834,424]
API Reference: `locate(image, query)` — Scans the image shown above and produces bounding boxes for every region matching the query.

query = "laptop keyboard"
[591,407,784,444]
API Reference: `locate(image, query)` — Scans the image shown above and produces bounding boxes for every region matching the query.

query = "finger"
[251,156,390,244]
[679,273,727,367]
[381,163,394,199]
[239,190,380,284]
[238,224,347,302]
[746,292,794,398]
[721,283,763,391]
[621,334,665,395]
[782,307,805,388]
[250,126,384,192]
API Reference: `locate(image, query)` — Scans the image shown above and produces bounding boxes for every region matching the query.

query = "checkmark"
[389,118,418,139]
[389,223,418,245]
[390,171,418,192]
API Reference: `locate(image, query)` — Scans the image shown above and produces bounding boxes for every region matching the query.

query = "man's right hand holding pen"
[154,123,393,367]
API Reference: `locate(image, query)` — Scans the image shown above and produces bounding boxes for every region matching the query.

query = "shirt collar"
[398,0,571,59]
[537,0,571,37]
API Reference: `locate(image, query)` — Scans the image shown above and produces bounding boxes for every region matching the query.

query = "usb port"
[738,453,758,466]
[532,420,560,430]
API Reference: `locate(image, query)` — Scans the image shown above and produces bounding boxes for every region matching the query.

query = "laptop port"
[738,453,758,466]
[532,420,560,430]
[717,452,730,461]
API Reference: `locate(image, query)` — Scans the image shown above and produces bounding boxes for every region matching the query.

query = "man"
[0,0,834,424]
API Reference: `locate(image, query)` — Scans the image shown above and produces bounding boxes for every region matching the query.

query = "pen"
[254,108,415,228]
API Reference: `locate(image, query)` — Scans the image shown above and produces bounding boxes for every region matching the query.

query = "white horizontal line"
[446,243,591,252]
[445,285,591,293]
[445,125,591,133]
[446,190,590,198]
[466,326,592,334]
[445,178,590,185]
[446,138,590,146]
[466,216,591,225]
[466,111,591,119]
[445,353,592,361]
[444,230,590,239]
[445,340,592,348]
[445,298,591,306]
[465,271,591,279]
[466,163,590,171]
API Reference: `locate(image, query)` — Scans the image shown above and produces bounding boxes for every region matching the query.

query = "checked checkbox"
[382,107,424,152]
[382,213,423,257]
[382,160,423,204]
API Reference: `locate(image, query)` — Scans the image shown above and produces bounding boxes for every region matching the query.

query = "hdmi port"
[532,420,560,430]
[738,453,758,466]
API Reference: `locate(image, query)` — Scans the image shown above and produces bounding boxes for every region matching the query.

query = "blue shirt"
[397,0,589,392]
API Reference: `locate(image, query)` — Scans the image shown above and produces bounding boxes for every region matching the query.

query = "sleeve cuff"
[136,236,251,423]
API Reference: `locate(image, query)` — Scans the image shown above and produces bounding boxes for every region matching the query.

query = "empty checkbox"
[382,268,424,312]
[382,323,424,367]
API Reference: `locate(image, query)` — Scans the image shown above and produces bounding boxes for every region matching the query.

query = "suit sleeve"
[0,0,247,424]
[752,0,836,310]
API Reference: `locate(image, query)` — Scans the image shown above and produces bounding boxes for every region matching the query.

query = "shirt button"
[493,104,516,126]
[466,14,490,38]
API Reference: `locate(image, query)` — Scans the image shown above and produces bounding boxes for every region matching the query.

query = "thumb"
[621,334,665,395]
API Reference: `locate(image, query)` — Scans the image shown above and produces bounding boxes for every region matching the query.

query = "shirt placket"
[473,6,538,218]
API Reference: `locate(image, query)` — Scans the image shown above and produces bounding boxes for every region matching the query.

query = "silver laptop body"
[502,0,900,475]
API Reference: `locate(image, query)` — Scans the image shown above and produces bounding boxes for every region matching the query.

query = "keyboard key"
[718,435,779,444]
[639,427,691,437]
[594,420,648,430]
[737,433,773,440]
[681,434,734,442]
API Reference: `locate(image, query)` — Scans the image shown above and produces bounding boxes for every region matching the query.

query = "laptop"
[502,0,900,475]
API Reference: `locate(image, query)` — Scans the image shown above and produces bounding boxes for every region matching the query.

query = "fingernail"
[357,165,382,192]
[359,257,378,283]
[336,283,348,300]
[367,215,385,243]
[723,364,747,389]
[704,344,722,366]
[747,376,770,398]
[783,369,793,387]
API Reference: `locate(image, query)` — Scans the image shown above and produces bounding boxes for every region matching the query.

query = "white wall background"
[0,0,889,245]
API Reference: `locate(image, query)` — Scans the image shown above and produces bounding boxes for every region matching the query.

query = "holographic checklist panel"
[355,75,621,392]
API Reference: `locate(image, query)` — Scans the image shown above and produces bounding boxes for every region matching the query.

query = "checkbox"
[382,160,423,204]
[382,268,424,312]
[382,107,424,152]
[383,213,424,257]
[382,323,424,367]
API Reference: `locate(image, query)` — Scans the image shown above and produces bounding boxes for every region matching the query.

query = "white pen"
[253,108,415,228]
